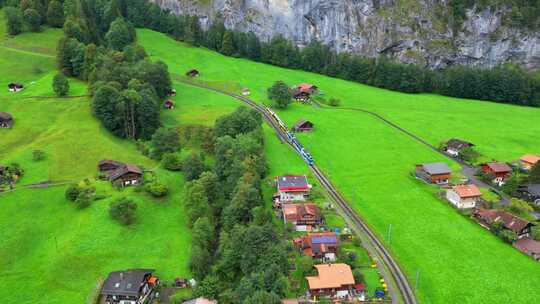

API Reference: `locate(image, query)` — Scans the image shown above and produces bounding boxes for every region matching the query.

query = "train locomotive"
[264,106,314,166]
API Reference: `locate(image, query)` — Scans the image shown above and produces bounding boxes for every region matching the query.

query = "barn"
[293,119,314,132]
[186,69,200,77]
[164,100,175,109]
[8,83,23,92]
[0,112,13,128]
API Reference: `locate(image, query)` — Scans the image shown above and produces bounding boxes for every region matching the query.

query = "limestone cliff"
[151,0,539,69]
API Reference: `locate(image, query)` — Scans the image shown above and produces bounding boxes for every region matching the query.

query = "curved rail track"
[180,80,418,304]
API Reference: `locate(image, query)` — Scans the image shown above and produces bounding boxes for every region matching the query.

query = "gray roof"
[0,112,12,120]
[101,269,154,296]
[421,162,452,175]
[525,184,540,196]
[277,175,309,190]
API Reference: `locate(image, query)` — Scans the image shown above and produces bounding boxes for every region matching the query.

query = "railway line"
[179,79,418,304]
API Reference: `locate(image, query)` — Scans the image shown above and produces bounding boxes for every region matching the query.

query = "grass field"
[0,14,192,303]
[139,29,540,304]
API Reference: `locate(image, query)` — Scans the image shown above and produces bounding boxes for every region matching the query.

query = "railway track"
[179,80,418,304]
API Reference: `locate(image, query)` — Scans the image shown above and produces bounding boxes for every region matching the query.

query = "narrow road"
[178,79,417,304]
[320,105,511,205]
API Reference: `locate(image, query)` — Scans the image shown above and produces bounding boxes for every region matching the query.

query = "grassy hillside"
[139,29,540,162]
[139,29,540,304]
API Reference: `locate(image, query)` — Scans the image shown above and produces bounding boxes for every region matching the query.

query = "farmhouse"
[276,175,311,201]
[446,184,482,209]
[294,232,339,261]
[292,83,319,101]
[8,82,23,92]
[164,100,175,109]
[306,263,355,298]
[415,162,452,184]
[100,269,159,304]
[517,184,540,206]
[186,69,200,77]
[98,160,125,172]
[444,138,474,157]
[282,203,321,231]
[513,238,540,261]
[474,209,533,239]
[0,112,13,128]
[520,155,540,171]
[108,164,143,187]
[481,162,512,184]
[293,119,314,132]
[183,298,217,304]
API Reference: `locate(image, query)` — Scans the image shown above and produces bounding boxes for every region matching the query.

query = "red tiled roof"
[297,83,315,92]
[521,155,540,165]
[485,162,512,173]
[453,184,482,198]
[283,203,320,222]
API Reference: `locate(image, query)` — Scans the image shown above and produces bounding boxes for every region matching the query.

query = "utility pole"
[415,269,421,291]
[387,223,393,244]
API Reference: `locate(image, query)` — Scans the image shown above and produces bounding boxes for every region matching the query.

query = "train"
[264,106,314,166]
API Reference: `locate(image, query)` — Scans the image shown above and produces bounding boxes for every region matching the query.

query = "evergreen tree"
[267,81,292,109]
[46,0,65,28]
[150,127,181,159]
[182,153,205,181]
[4,6,24,35]
[105,17,135,51]
[23,8,41,31]
[220,30,235,56]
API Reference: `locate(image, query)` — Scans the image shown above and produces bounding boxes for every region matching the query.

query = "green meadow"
[139,29,540,304]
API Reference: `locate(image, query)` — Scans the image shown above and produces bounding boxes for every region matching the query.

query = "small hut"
[186,69,200,77]
[164,100,175,109]
[168,88,177,97]
[0,112,13,128]
[241,88,251,96]
[8,83,24,93]
[293,119,314,132]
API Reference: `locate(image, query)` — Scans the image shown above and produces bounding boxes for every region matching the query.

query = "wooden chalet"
[108,164,143,187]
[294,232,339,261]
[415,162,452,184]
[275,175,311,202]
[446,184,482,209]
[292,119,314,132]
[282,203,321,231]
[306,264,355,298]
[473,208,533,239]
[517,184,540,206]
[444,138,474,157]
[164,100,175,109]
[186,69,200,77]
[8,82,23,92]
[0,112,13,128]
[98,160,125,172]
[481,162,512,184]
[520,155,540,171]
[292,83,319,101]
[100,269,159,304]
[513,238,540,261]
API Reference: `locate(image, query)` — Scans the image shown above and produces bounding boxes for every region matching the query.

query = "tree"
[184,181,211,227]
[353,269,365,283]
[501,176,520,196]
[220,30,235,56]
[193,275,220,299]
[46,0,65,28]
[53,73,70,96]
[459,147,480,163]
[531,226,540,241]
[529,162,540,184]
[150,127,181,159]
[161,152,182,171]
[75,189,93,209]
[189,245,212,280]
[504,198,534,218]
[23,8,41,32]
[65,184,81,201]
[182,153,205,181]
[214,107,262,138]
[267,81,292,109]
[192,217,215,250]
[145,181,169,197]
[105,17,135,51]
[32,149,45,161]
[109,197,138,225]
[5,6,24,36]
[498,229,517,244]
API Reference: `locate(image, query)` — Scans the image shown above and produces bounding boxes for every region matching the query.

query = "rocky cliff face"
[151,0,539,69]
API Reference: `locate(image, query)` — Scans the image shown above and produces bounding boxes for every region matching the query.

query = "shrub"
[182,153,205,181]
[75,189,93,209]
[53,73,70,96]
[146,181,169,197]
[353,269,364,283]
[32,150,46,161]
[498,229,517,244]
[109,197,138,225]
[65,184,81,201]
[329,98,341,107]
[162,152,182,171]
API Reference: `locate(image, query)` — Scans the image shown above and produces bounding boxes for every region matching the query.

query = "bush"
[65,184,81,201]
[498,229,517,244]
[32,150,45,161]
[182,153,205,181]
[329,98,341,107]
[109,197,138,225]
[75,189,93,209]
[353,268,364,283]
[162,152,182,171]
[146,181,169,197]
[53,73,70,96]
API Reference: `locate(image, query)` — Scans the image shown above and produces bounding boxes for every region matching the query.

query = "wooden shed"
[293,119,314,132]
[185,69,200,77]
[0,112,13,128]
[8,83,23,92]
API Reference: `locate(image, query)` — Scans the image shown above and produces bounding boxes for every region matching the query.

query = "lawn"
[139,29,540,304]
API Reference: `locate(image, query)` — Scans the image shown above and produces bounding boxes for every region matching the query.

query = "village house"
[415,162,452,184]
[444,138,474,157]
[276,175,311,202]
[282,203,322,231]
[98,160,125,172]
[186,69,200,77]
[98,160,143,187]
[168,88,177,96]
[446,184,483,209]
[8,82,23,92]
[306,263,355,298]
[481,162,512,185]
[100,269,159,304]
[474,209,533,239]
[0,112,13,128]
[164,100,175,109]
[517,184,540,206]
[513,238,540,261]
[292,83,319,101]
[520,155,540,171]
[294,232,339,261]
[292,119,314,132]
[183,298,217,304]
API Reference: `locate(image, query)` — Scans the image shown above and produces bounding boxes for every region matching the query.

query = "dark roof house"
[444,138,474,156]
[415,162,452,184]
[282,203,322,230]
[186,69,200,77]
[295,232,339,259]
[8,83,23,92]
[164,100,175,109]
[101,269,158,304]
[513,238,540,261]
[0,112,13,128]
[293,119,314,132]
[474,209,533,238]
[277,175,310,192]
[98,160,125,172]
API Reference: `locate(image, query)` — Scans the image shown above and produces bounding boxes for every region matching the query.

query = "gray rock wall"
[151,0,539,69]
